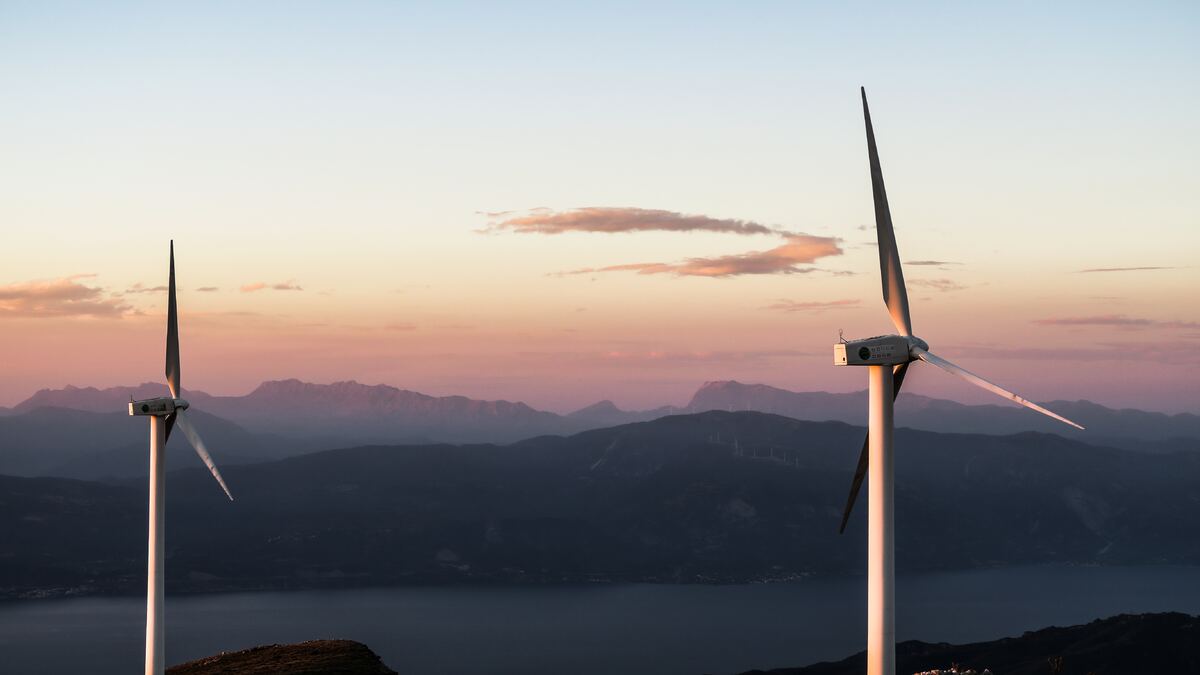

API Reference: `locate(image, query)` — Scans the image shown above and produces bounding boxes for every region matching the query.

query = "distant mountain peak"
[569,400,625,416]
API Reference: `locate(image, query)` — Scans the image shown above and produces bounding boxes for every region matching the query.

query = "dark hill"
[166,639,397,675]
[2,411,1200,598]
[741,612,1200,675]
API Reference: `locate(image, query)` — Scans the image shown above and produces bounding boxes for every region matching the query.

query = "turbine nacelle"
[128,397,190,417]
[833,334,928,366]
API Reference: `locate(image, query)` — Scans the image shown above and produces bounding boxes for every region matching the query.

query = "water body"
[3,566,1200,675]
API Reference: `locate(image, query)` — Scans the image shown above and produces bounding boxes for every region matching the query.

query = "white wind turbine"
[833,89,1083,675]
[127,241,233,675]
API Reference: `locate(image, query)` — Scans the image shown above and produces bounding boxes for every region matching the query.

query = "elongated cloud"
[487,207,782,236]
[124,283,168,294]
[240,281,303,293]
[0,276,132,318]
[766,299,861,312]
[1078,266,1174,273]
[908,278,967,292]
[558,234,843,277]
[1034,315,1199,329]
[906,260,960,266]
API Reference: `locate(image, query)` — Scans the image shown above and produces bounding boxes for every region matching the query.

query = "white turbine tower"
[834,89,1084,675]
[127,241,233,675]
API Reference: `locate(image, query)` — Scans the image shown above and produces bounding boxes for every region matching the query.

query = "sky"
[1,1,1197,414]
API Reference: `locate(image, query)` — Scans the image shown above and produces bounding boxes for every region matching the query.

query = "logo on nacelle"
[858,347,871,360]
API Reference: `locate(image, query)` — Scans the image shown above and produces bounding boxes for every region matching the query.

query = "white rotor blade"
[175,411,235,500]
[862,88,912,336]
[912,347,1084,430]
[166,241,180,399]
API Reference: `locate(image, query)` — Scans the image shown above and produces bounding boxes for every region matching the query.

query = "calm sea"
[3,565,1199,675]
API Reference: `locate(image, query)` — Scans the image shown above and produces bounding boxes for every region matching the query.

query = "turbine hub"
[906,335,929,353]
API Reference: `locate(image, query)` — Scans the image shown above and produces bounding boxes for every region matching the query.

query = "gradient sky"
[1,2,1197,413]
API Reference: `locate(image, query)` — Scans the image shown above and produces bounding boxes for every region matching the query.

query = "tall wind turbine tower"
[127,242,234,675]
[835,89,1084,675]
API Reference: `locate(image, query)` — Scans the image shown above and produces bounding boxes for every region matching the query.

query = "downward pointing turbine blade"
[839,362,908,534]
[912,347,1084,430]
[174,411,235,501]
[862,88,912,336]
[165,241,180,399]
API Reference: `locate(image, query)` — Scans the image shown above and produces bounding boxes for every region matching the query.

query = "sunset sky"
[1,2,1197,413]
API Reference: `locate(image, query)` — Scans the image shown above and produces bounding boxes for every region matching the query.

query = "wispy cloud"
[1078,266,1174,273]
[766,299,861,312]
[240,281,303,293]
[521,348,816,367]
[123,283,168,294]
[0,276,132,318]
[558,234,843,278]
[906,260,960,266]
[1033,315,1199,329]
[486,207,783,236]
[196,286,220,292]
[908,278,967,292]
[953,341,1200,365]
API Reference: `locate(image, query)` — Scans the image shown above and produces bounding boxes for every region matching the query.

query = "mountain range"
[2,379,1197,483]
[3,410,1198,600]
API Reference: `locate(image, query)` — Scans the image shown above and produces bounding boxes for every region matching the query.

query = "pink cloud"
[559,234,843,278]
[487,207,782,236]
[0,277,132,318]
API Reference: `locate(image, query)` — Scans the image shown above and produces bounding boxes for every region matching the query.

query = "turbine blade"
[164,412,176,444]
[839,362,908,534]
[165,241,181,399]
[862,87,912,336]
[175,411,234,501]
[912,347,1084,430]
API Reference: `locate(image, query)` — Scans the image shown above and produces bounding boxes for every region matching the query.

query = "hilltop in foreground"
[741,612,1199,675]
[167,640,396,675]
[161,613,1198,674]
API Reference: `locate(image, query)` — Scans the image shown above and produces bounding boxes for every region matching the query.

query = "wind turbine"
[127,241,233,675]
[833,89,1083,675]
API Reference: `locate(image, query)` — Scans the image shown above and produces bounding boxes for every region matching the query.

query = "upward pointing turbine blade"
[165,240,180,399]
[174,410,234,501]
[912,347,1084,430]
[838,362,908,534]
[862,88,912,336]
[164,240,181,442]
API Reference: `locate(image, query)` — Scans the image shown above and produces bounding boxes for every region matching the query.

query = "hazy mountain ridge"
[5,379,1196,481]
[16,374,1200,444]
[683,380,1200,449]
[0,407,318,480]
[2,411,1198,599]
[12,379,574,445]
[15,383,216,413]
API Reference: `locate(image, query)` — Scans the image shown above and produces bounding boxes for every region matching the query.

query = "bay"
[3,565,1199,675]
